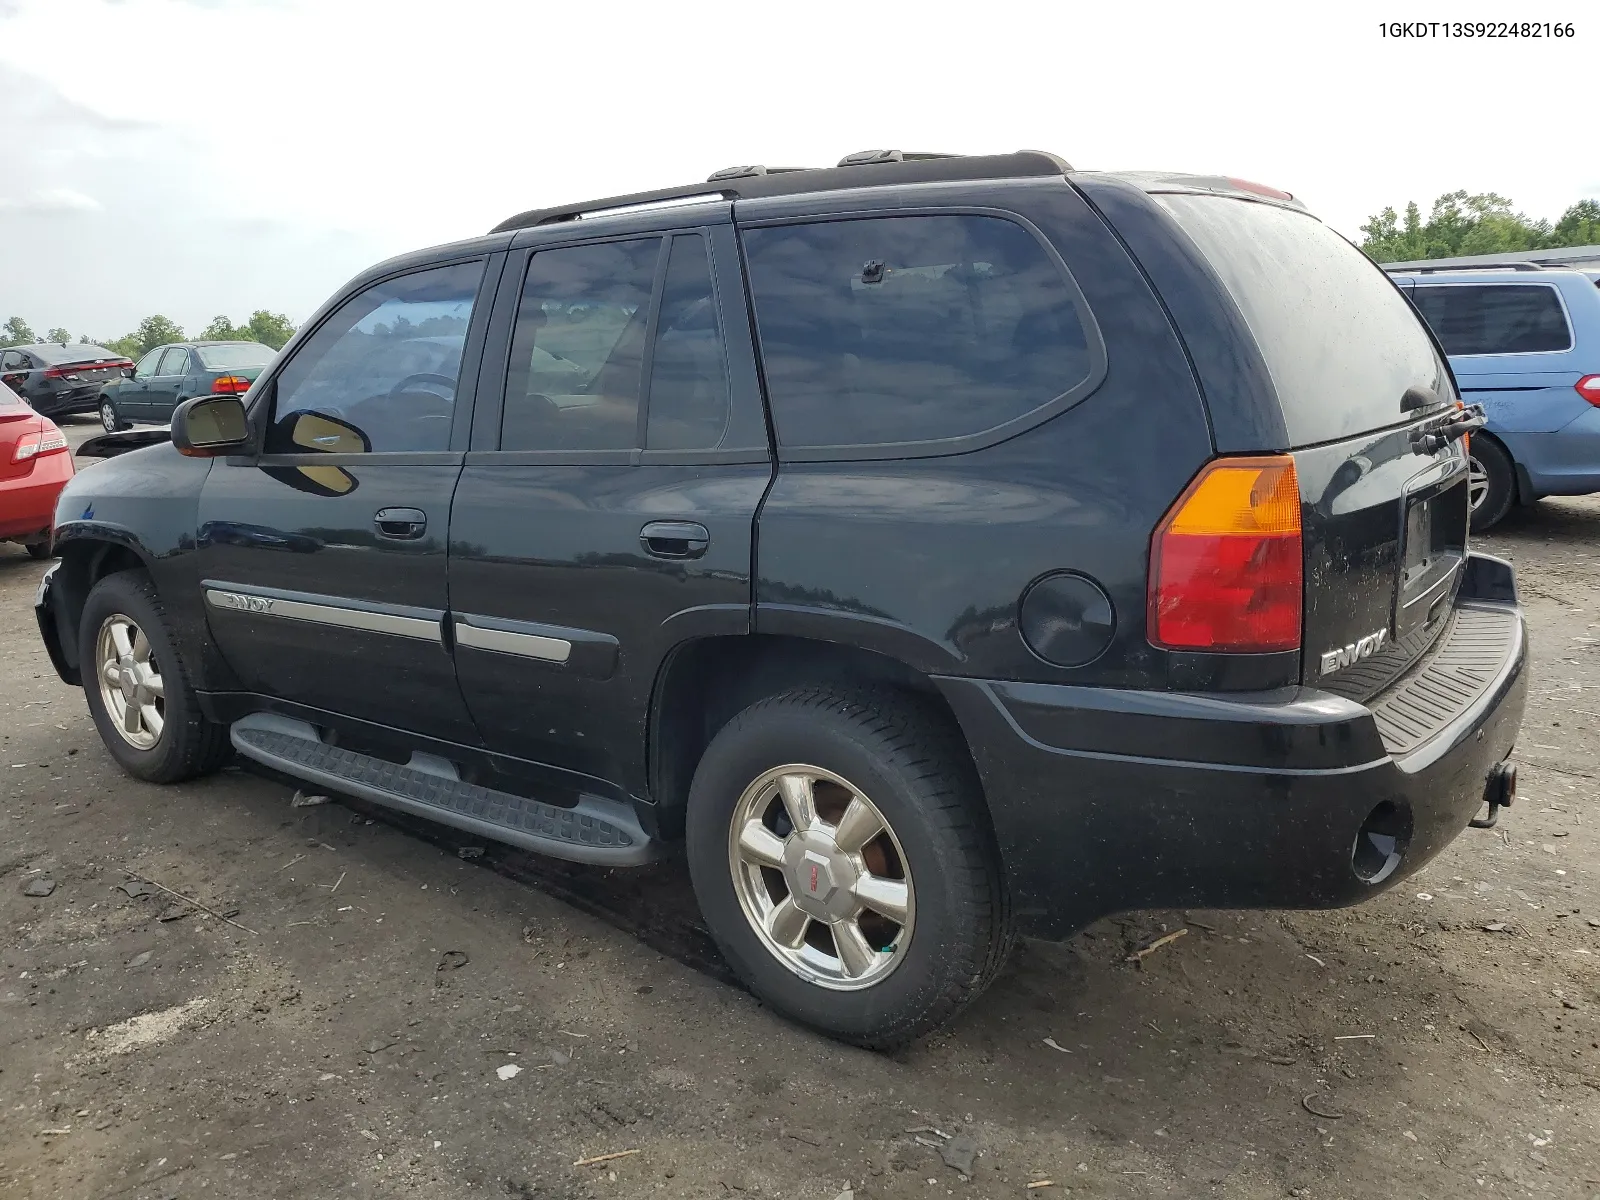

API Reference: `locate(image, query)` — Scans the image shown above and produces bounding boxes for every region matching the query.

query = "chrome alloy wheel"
[100,401,118,433]
[1467,455,1489,512]
[727,764,914,990]
[96,613,165,750]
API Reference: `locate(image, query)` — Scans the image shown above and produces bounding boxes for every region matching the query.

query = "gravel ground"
[2,432,1596,1199]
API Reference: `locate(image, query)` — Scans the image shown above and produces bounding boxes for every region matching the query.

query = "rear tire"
[685,686,1012,1049]
[99,398,125,433]
[79,570,231,783]
[1468,438,1516,532]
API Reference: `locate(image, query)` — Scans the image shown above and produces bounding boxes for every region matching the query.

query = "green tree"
[200,315,246,341]
[2,316,37,347]
[245,310,295,350]
[44,326,71,344]
[1361,191,1600,261]
[130,315,185,356]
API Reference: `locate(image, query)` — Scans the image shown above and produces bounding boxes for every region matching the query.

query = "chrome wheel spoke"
[132,628,151,663]
[109,621,133,659]
[141,704,164,738]
[766,897,810,949]
[101,660,121,688]
[777,772,818,833]
[832,796,883,854]
[852,875,910,925]
[832,918,877,979]
[143,671,165,700]
[122,699,143,736]
[736,819,787,870]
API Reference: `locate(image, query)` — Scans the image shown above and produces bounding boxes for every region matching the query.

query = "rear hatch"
[1152,193,1471,701]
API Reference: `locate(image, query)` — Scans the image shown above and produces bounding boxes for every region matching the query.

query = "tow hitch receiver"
[1471,759,1517,830]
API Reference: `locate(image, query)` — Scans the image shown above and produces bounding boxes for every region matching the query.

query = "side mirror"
[171,395,250,457]
[121,367,135,379]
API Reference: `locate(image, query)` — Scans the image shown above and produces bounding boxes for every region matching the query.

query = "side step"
[230,714,657,867]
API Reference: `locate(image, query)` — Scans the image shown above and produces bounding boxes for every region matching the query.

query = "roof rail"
[1386,261,1548,274]
[491,150,1072,233]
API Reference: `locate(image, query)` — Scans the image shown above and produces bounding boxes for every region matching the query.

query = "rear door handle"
[639,521,709,559]
[375,507,427,540]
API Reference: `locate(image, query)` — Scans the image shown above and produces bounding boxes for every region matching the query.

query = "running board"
[229,714,657,867]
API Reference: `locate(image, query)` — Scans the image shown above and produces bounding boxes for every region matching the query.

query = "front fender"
[35,562,78,686]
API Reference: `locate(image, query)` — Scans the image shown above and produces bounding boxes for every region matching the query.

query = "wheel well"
[1469,432,1527,504]
[647,634,975,840]
[50,540,149,676]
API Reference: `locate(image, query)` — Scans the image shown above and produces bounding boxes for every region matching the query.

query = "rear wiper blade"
[1410,403,1486,455]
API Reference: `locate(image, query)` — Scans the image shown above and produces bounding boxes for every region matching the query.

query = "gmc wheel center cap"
[782,831,857,922]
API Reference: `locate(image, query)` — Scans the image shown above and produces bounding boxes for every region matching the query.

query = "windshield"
[1158,195,1452,446]
[196,343,277,369]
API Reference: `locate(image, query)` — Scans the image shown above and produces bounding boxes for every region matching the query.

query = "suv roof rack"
[491,150,1072,233]
[1388,261,1549,274]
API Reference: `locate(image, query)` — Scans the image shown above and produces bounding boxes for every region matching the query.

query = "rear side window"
[1409,284,1572,356]
[743,214,1093,450]
[647,234,732,451]
[501,238,659,452]
[1157,195,1450,446]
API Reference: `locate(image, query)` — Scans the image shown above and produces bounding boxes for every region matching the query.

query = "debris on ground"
[437,950,469,973]
[495,1064,522,1081]
[291,791,331,807]
[548,1047,571,1066]
[157,903,190,922]
[572,1148,639,1168]
[457,846,485,860]
[22,877,55,897]
[1302,1094,1345,1120]
[1126,927,1187,964]
[125,952,152,970]
[116,880,152,898]
[1042,1037,1072,1054]
[938,1133,977,1176]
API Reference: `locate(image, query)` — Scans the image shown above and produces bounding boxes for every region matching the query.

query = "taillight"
[1576,375,1600,407]
[212,375,251,394]
[11,427,69,463]
[1148,455,1303,653]
[1225,177,1294,201]
[41,366,75,381]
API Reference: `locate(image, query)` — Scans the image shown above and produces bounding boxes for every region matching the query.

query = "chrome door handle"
[639,521,709,559]
[374,507,427,540]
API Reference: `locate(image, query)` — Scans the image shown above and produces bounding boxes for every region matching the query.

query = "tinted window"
[647,234,731,451]
[1410,284,1572,356]
[267,260,484,454]
[133,349,162,377]
[35,343,115,364]
[157,347,190,375]
[743,214,1092,449]
[0,350,25,370]
[1157,195,1451,445]
[501,238,659,452]
[197,342,276,369]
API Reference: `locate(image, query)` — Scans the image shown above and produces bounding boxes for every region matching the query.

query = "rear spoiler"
[76,427,171,459]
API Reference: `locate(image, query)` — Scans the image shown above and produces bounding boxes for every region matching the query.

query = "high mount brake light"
[1148,456,1303,653]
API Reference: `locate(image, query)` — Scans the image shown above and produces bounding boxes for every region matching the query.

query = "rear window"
[1157,195,1451,446]
[743,214,1094,450]
[34,343,118,364]
[1409,284,1573,356]
[196,342,277,369]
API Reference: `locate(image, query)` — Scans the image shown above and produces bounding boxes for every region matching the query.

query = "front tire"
[79,570,230,783]
[1468,437,1516,532]
[685,687,1012,1049]
[100,398,126,432]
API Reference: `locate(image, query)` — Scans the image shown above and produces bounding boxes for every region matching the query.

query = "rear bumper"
[0,453,74,541]
[34,386,104,418]
[938,552,1529,939]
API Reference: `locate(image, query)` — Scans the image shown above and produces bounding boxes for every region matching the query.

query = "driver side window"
[266,260,485,454]
[133,349,163,378]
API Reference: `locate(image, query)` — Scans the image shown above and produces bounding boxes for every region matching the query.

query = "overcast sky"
[2,0,1594,341]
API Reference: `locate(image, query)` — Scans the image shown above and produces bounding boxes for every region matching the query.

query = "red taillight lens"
[41,366,71,380]
[212,375,251,394]
[1576,375,1600,407]
[1225,177,1294,201]
[1148,456,1303,653]
[12,427,68,463]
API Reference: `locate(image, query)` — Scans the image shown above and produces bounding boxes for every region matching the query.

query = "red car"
[0,381,74,559]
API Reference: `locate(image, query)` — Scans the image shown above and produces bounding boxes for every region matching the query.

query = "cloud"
[0,186,102,213]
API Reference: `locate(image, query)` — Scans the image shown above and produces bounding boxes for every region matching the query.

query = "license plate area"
[1396,471,1468,639]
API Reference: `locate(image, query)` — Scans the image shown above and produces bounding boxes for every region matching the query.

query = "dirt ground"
[3,428,1596,1199]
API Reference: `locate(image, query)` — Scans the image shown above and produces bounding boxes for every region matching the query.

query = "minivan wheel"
[79,570,231,783]
[685,687,1012,1048]
[1468,438,1515,532]
[100,399,124,433]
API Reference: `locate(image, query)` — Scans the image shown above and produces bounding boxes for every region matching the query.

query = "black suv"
[35,151,1528,1047]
